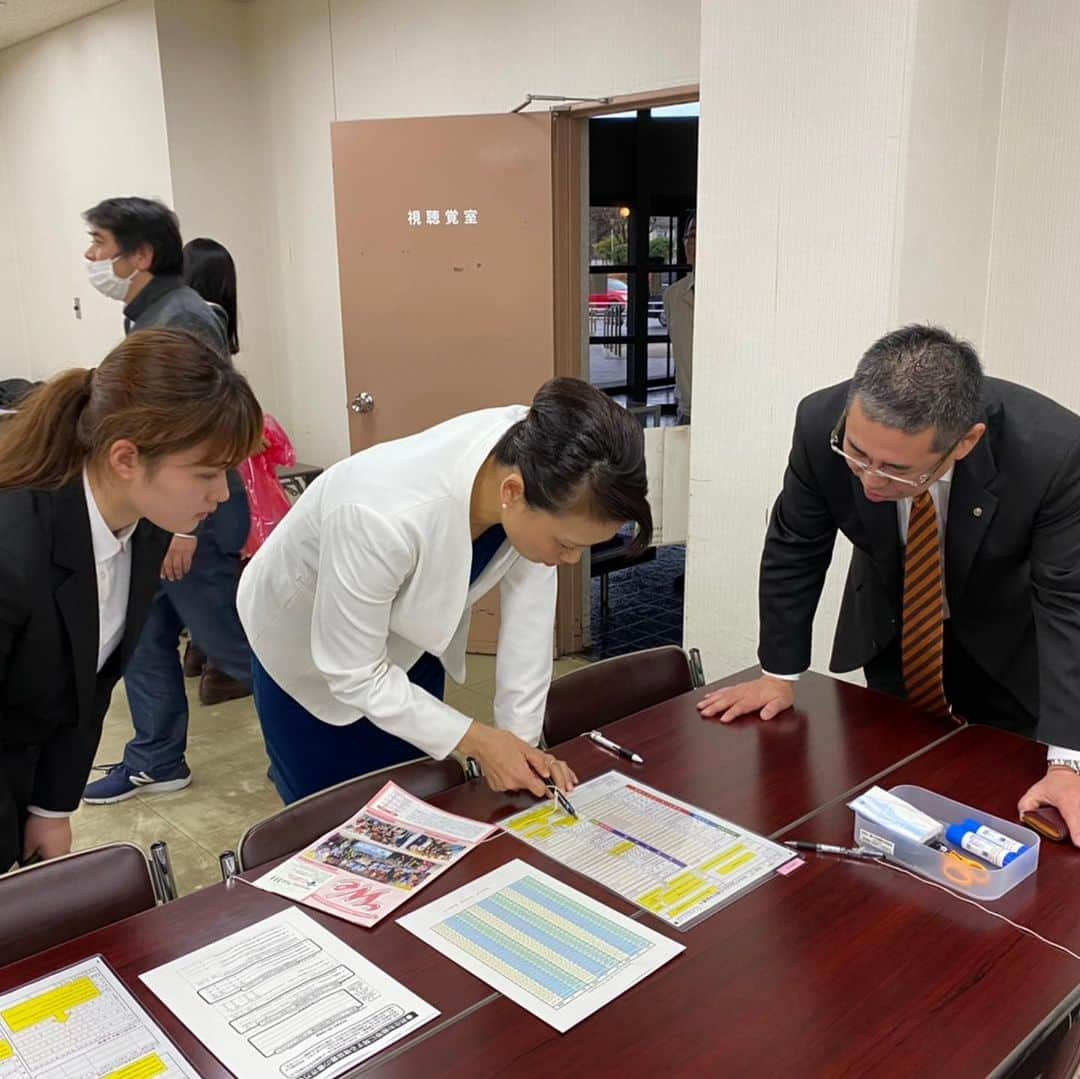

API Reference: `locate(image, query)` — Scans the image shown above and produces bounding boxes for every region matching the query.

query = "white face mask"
[86,256,139,301]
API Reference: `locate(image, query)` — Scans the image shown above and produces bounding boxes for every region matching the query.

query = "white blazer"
[237,406,557,761]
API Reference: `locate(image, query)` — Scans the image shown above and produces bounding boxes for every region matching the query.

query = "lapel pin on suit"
[973,507,983,517]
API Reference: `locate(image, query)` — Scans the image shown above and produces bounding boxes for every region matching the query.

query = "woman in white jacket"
[238,378,651,804]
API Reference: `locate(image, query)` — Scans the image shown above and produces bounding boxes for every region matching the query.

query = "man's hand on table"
[696,675,796,724]
[1019,767,1080,847]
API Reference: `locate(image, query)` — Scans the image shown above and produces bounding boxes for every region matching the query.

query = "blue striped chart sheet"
[397,860,683,1032]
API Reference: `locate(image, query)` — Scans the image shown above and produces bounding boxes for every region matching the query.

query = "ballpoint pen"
[587,729,645,765]
[545,781,578,818]
[784,841,886,860]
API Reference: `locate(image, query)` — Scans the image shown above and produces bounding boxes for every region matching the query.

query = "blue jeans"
[122,479,252,774]
[252,655,444,805]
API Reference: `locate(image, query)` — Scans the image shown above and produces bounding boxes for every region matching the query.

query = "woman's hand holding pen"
[456,722,578,798]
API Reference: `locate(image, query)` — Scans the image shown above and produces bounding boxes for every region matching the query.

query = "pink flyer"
[253,781,496,927]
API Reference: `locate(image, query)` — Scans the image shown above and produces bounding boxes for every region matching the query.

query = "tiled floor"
[588,544,685,659]
[73,652,591,896]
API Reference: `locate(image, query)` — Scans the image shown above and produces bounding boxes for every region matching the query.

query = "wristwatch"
[1047,758,1080,775]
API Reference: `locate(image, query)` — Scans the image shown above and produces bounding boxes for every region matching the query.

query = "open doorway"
[558,93,698,660]
[587,102,699,417]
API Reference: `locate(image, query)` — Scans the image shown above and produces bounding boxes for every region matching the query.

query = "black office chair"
[0,843,157,967]
[237,757,466,871]
[543,645,700,748]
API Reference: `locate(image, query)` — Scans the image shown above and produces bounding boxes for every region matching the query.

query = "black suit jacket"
[759,377,1080,749]
[0,478,169,865]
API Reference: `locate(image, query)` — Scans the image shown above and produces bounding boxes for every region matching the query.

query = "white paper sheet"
[141,908,437,1078]
[253,781,496,927]
[397,859,683,1033]
[0,955,195,1079]
[500,771,797,928]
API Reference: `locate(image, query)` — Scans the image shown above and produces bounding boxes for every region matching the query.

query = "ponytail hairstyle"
[0,329,263,490]
[493,377,652,551]
[183,238,239,355]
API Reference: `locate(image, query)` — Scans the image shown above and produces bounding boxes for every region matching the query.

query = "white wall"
[894,0,1008,335]
[246,0,342,465]
[688,0,913,678]
[329,0,700,119]
[0,0,172,378]
[983,0,1080,412]
[686,0,1011,681]
[0,142,29,378]
[154,0,278,411]
[246,0,701,466]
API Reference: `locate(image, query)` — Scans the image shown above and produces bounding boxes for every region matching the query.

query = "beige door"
[331,113,556,651]
[332,112,555,448]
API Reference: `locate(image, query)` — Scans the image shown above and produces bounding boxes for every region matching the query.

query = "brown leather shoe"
[198,666,252,706]
[183,640,207,678]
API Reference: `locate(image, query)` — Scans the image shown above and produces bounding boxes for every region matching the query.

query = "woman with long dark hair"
[239,377,652,805]
[0,329,261,867]
[182,237,239,355]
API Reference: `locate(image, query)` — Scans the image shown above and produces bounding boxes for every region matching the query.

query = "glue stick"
[958,818,1028,857]
[945,824,1019,867]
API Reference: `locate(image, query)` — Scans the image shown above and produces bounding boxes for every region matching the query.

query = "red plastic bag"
[238,413,296,558]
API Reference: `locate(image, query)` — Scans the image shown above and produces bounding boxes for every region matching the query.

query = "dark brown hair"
[0,329,263,490]
[493,377,652,550]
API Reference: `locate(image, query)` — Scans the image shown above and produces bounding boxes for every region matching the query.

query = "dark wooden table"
[423,669,963,841]
[792,724,1080,1077]
[369,727,1080,1079]
[0,671,990,1076]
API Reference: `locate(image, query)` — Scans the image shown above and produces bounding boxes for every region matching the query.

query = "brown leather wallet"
[1020,805,1070,842]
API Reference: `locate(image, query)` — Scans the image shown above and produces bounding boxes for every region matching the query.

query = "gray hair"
[848,325,983,451]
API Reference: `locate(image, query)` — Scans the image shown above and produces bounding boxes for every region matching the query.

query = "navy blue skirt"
[254,524,506,804]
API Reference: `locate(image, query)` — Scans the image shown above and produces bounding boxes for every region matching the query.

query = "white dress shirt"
[766,468,1077,763]
[27,472,136,820]
[85,470,136,671]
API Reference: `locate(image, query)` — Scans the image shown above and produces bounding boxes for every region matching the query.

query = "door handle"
[349,391,375,414]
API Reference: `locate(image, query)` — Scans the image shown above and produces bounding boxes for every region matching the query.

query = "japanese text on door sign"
[407,209,479,226]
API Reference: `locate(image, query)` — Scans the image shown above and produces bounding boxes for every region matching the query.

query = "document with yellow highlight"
[500,771,797,928]
[0,955,195,1078]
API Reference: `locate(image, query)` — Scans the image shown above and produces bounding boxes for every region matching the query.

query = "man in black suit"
[699,325,1080,844]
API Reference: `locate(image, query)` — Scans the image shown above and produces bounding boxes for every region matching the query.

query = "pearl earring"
[501,503,508,510]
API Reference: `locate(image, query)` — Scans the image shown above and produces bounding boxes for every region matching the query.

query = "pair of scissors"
[941,849,991,888]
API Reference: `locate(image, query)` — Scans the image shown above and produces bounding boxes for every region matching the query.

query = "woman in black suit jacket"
[0,328,261,869]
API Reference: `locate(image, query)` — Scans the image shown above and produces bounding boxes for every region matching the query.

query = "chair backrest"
[1048,1019,1080,1079]
[0,843,156,967]
[238,757,466,870]
[1008,1008,1080,1079]
[543,645,695,748]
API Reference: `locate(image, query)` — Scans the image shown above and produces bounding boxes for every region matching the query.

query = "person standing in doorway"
[663,214,695,425]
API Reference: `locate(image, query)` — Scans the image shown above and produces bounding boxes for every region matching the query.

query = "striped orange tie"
[902,492,950,717]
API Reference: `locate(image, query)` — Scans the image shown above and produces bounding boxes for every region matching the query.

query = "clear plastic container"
[851,785,1040,900]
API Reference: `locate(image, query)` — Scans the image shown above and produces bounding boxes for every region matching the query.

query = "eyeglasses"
[829,413,959,489]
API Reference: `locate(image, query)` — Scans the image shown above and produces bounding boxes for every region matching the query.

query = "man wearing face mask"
[80,197,254,805]
[83,198,228,355]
